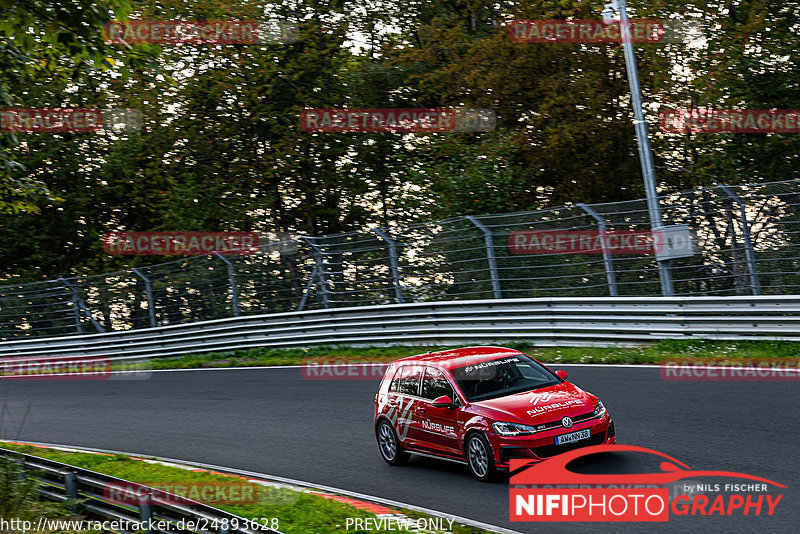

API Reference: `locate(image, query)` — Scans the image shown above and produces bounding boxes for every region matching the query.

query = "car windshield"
[450,354,561,401]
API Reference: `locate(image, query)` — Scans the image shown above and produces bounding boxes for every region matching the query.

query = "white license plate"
[555,428,591,445]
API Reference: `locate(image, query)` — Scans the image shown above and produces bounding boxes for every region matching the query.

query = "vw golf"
[373,346,615,481]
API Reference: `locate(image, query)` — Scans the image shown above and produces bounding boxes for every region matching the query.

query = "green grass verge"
[147,339,800,370]
[0,455,101,533]
[0,443,486,534]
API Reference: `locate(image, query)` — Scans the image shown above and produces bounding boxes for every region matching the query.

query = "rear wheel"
[377,420,409,465]
[466,432,496,482]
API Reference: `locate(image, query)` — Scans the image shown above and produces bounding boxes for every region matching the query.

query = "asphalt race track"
[1,365,797,533]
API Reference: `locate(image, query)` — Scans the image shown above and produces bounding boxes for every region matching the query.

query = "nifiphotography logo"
[510,444,785,522]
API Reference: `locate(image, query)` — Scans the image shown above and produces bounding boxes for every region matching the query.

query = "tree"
[0,0,155,214]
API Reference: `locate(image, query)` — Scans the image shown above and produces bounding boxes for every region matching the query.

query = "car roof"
[392,346,525,370]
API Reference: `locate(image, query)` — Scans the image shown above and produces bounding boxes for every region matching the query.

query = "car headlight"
[492,422,538,436]
[593,400,607,418]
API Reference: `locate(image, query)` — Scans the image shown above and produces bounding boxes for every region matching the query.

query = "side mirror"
[432,395,454,408]
[556,370,569,380]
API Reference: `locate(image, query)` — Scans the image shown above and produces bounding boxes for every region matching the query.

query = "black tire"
[377,420,409,466]
[465,432,496,482]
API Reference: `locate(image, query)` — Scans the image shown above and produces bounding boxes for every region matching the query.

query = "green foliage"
[2,0,799,283]
[0,455,40,519]
[404,131,543,216]
[0,455,91,530]
[0,0,157,214]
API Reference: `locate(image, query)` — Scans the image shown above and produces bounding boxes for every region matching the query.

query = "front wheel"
[466,432,496,482]
[377,420,409,466]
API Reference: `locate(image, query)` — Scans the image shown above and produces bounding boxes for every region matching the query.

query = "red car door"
[414,366,462,457]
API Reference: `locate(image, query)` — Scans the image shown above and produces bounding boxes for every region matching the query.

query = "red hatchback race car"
[373,346,615,481]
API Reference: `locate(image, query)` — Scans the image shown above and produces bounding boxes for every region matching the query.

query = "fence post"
[58,277,105,333]
[719,185,761,295]
[131,268,158,327]
[371,228,404,304]
[465,216,502,299]
[58,277,83,334]
[64,471,79,513]
[297,264,318,311]
[301,237,330,308]
[576,204,619,297]
[213,252,240,317]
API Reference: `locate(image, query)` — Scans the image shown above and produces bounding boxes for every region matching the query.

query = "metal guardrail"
[0,447,282,534]
[0,296,799,361]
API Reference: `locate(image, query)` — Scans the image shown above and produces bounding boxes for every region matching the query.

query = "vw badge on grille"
[562,416,573,428]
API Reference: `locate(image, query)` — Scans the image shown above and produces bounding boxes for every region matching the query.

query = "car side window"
[392,365,422,396]
[388,367,403,393]
[421,367,454,400]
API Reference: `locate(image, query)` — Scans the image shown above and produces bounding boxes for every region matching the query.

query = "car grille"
[531,430,607,458]
[536,409,596,431]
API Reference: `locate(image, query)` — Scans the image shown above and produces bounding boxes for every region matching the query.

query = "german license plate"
[555,428,590,445]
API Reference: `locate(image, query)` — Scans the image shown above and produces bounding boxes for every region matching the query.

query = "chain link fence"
[2,179,799,340]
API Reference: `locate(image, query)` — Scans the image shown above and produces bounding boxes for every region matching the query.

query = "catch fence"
[1,179,798,339]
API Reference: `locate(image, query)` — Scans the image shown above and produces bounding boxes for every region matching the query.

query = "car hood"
[470,381,595,425]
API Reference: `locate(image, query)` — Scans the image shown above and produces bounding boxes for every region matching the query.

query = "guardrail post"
[14,458,27,481]
[58,277,105,333]
[465,216,502,299]
[301,237,330,308]
[64,471,79,513]
[138,494,154,534]
[576,204,619,297]
[371,228,404,304]
[719,185,761,295]
[213,253,240,317]
[131,268,158,327]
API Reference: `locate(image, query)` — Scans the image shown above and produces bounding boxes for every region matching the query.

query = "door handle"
[417,407,426,413]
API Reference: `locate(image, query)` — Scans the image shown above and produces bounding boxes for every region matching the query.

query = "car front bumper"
[488,415,615,469]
